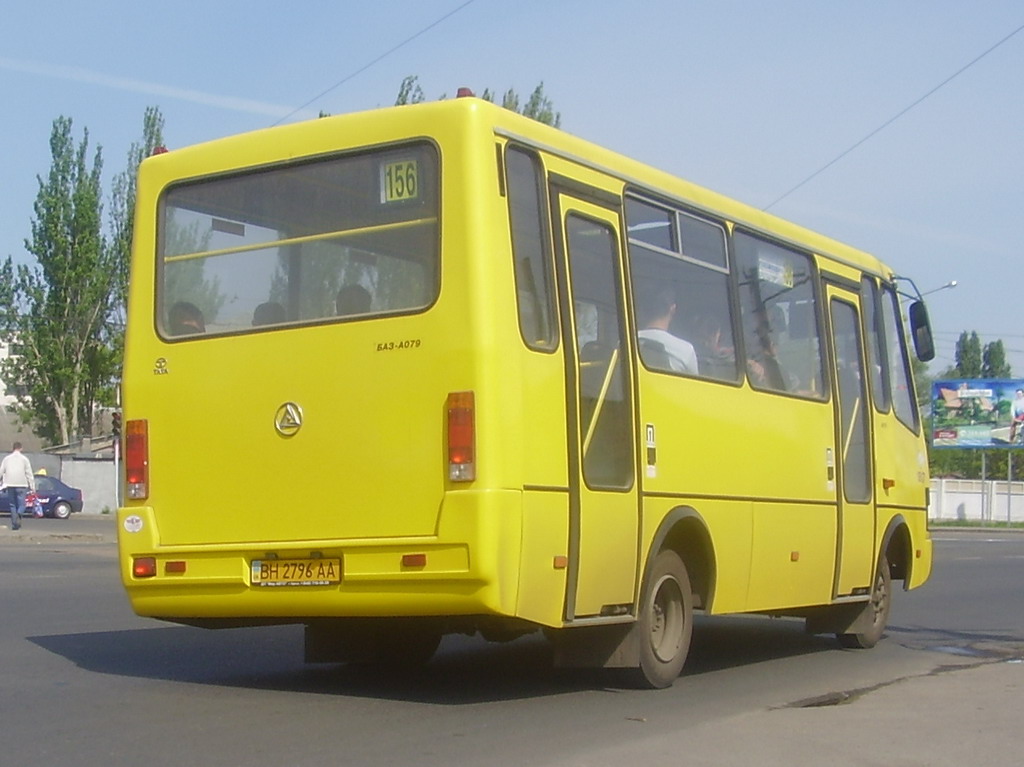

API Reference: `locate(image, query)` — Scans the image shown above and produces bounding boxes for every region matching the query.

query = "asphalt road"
[1,520,1021,765]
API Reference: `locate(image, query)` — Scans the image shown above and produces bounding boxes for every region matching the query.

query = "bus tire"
[630,549,694,688]
[838,555,891,649]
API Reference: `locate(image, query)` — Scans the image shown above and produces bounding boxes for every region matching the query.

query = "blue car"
[0,475,84,520]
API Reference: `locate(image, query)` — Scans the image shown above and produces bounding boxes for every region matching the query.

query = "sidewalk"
[0,513,117,543]
[571,658,1024,766]
[931,523,1024,533]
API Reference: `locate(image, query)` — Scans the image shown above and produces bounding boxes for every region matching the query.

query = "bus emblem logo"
[274,402,303,437]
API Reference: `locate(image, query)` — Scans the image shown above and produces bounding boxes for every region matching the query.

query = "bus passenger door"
[553,193,639,620]
[826,286,875,596]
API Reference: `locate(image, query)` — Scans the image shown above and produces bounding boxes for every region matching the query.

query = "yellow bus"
[118,95,935,688]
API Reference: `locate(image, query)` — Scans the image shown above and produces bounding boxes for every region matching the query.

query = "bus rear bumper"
[116,491,524,623]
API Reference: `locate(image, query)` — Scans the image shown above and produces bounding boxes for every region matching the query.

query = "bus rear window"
[157,143,439,337]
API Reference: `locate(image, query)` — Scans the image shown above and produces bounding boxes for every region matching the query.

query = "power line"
[271,0,479,126]
[763,20,1024,211]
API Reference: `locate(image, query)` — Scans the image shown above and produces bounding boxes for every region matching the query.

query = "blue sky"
[2,1,1022,372]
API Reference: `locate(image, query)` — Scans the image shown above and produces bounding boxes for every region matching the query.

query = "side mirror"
[908,301,935,362]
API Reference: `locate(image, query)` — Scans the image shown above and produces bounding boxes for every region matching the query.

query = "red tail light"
[447,391,475,482]
[125,419,149,499]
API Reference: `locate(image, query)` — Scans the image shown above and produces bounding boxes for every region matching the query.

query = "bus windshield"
[158,142,439,337]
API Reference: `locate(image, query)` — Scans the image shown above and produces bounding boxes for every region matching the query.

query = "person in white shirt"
[1010,389,1024,443]
[637,288,699,375]
[0,442,35,532]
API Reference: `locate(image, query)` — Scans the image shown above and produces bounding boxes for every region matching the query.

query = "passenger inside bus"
[690,314,737,380]
[252,301,286,326]
[335,284,372,315]
[637,287,699,375]
[168,301,205,335]
[745,305,786,389]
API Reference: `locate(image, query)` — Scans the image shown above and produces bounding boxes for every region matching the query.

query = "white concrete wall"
[929,478,1024,523]
[59,458,118,515]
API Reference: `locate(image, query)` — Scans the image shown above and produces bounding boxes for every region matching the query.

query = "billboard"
[932,379,1024,448]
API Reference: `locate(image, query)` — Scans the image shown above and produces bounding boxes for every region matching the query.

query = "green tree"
[110,107,164,328]
[953,331,982,377]
[520,82,561,127]
[394,76,561,127]
[101,106,167,406]
[0,117,117,444]
[982,339,1011,378]
[912,355,931,416]
[395,75,426,105]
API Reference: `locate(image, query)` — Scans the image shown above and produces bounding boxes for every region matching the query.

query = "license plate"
[250,558,342,587]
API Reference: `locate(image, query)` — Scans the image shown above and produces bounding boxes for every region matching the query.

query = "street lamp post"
[920,279,958,297]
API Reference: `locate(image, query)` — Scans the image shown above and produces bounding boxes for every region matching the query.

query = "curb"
[0,515,117,543]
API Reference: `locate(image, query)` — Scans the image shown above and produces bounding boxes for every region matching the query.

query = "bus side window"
[734,233,824,397]
[506,147,557,350]
[626,197,738,382]
[881,284,920,431]
[860,277,891,413]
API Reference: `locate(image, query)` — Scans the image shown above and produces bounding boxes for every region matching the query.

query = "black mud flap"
[804,601,875,636]
[551,622,640,669]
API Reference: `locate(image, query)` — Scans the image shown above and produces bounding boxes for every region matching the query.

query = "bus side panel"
[639,496,753,615]
[873,396,932,589]
[748,502,836,609]
[515,490,570,626]
[741,390,837,610]
[640,375,834,504]
[875,414,929,509]
[903,511,933,589]
[639,370,836,612]
[519,350,570,488]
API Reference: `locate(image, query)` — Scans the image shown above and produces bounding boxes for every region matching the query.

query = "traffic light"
[112,411,122,438]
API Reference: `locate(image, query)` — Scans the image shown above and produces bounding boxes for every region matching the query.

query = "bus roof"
[143,97,892,281]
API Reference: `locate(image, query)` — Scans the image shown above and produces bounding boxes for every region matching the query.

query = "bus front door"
[826,286,875,596]
[554,194,639,621]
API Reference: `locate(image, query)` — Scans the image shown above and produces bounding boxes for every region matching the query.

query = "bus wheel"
[632,549,694,688]
[838,555,891,649]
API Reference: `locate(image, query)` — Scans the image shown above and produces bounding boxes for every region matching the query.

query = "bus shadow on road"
[29,615,836,704]
[687,614,835,673]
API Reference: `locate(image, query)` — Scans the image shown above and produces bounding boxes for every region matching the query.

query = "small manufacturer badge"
[274,402,303,437]
[123,515,144,534]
